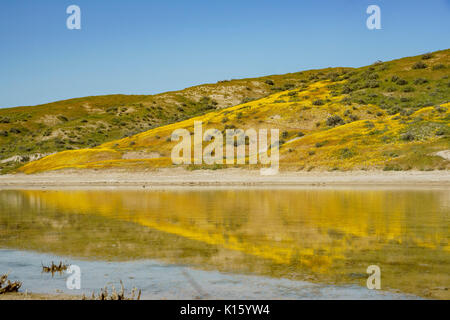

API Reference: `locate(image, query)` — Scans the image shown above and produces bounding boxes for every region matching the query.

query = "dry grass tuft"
[82,280,141,300]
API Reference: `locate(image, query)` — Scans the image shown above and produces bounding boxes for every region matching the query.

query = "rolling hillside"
[5,49,450,174]
[0,68,348,173]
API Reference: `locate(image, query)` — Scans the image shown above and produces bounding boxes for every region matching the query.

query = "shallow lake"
[0,187,448,299]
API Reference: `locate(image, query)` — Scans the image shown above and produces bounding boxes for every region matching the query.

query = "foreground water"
[0,187,448,299]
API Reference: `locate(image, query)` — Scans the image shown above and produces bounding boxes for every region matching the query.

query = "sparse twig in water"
[0,273,22,294]
[41,261,69,276]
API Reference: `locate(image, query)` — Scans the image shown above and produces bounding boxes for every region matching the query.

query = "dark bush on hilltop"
[412,61,427,69]
[326,115,344,127]
[265,79,274,85]
[327,72,340,82]
[422,53,433,60]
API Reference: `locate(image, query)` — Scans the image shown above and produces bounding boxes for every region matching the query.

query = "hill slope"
[0,68,350,173]
[11,49,450,173]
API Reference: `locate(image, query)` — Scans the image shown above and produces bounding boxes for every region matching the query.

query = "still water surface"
[0,188,448,299]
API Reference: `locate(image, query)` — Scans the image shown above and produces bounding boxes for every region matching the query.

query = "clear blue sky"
[0,0,449,108]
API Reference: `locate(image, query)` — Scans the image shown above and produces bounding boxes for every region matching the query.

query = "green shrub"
[315,142,325,148]
[338,148,355,159]
[432,64,445,70]
[284,83,295,90]
[412,61,427,69]
[391,75,400,83]
[326,115,344,127]
[364,121,375,129]
[388,106,402,115]
[265,79,274,85]
[413,78,428,85]
[241,97,254,104]
[312,99,324,106]
[57,115,69,122]
[434,106,447,113]
[401,132,415,141]
[386,87,397,92]
[365,80,380,88]
[9,128,21,134]
[21,156,30,163]
[341,86,352,94]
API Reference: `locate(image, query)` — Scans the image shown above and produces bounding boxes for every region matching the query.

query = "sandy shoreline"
[0,168,449,188]
[0,292,79,300]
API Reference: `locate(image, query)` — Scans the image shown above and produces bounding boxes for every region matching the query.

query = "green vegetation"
[0,67,353,173]
[1,48,450,173]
